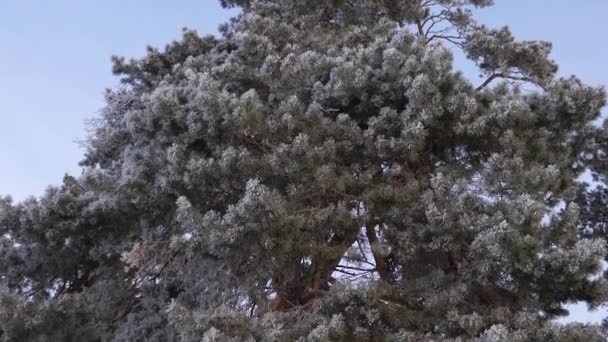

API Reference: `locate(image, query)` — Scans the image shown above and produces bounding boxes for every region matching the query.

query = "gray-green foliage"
[576,119,608,333]
[1,0,607,340]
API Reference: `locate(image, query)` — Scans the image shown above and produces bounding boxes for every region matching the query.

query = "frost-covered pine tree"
[1,1,608,341]
[577,119,608,333]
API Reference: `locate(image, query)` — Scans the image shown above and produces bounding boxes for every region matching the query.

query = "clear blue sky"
[1,0,607,323]
[0,1,237,202]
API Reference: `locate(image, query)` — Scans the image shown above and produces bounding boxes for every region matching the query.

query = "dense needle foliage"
[1,1,608,341]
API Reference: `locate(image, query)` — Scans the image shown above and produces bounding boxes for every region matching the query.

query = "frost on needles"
[1,0,608,341]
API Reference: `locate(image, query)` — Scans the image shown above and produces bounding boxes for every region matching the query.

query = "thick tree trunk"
[365,222,394,283]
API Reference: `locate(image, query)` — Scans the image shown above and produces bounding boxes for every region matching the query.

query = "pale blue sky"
[1,0,607,323]
[0,1,237,201]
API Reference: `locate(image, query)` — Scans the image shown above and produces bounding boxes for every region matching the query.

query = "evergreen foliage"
[1,1,607,340]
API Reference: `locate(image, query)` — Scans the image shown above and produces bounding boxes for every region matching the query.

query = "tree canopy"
[1,1,607,341]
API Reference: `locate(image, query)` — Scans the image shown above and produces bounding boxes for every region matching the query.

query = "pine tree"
[1,1,607,340]
[576,119,608,333]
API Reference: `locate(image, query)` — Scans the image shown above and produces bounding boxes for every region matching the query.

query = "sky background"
[1,0,607,323]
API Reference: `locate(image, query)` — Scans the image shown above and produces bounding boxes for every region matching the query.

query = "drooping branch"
[335,264,376,273]
[476,72,532,91]
[426,33,464,46]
